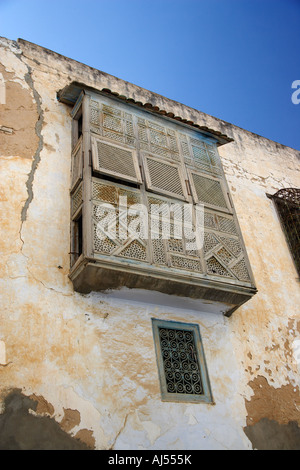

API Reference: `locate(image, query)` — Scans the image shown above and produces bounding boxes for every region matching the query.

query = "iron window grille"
[267,188,300,278]
[152,318,213,403]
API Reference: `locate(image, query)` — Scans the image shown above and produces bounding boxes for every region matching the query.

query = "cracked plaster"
[0,37,300,450]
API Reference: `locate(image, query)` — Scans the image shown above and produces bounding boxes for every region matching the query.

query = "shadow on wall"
[244,418,300,450]
[1,389,300,450]
[0,389,92,450]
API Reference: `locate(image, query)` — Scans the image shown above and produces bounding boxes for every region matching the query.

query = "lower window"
[152,318,213,403]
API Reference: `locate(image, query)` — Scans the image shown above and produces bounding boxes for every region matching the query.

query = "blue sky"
[1,0,300,150]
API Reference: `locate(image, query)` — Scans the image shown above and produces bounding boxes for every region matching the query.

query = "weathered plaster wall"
[0,37,299,450]
[217,128,300,449]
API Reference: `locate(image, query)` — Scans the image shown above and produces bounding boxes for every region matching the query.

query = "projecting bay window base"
[69,256,256,317]
[62,84,257,316]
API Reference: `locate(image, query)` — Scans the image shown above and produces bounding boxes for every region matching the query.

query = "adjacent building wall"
[0,37,299,450]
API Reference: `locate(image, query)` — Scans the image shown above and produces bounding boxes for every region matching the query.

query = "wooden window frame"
[143,153,189,201]
[187,168,232,213]
[152,318,213,404]
[91,135,142,185]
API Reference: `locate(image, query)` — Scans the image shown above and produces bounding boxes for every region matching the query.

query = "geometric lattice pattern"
[145,156,186,199]
[206,256,232,277]
[71,138,83,190]
[90,99,136,148]
[152,239,168,266]
[158,327,203,395]
[230,258,251,282]
[204,210,238,235]
[202,208,248,281]
[92,179,117,205]
[203,229,251,282]
[269,188,300,277]
[91,179,149,263]
[90,177,251,283]
[71,182,83,217]
[92,138,141,184]
[180,134,222,176]
[190,172,229,210]
[146,193,203,270]
[67,95,255,289]
[96,140,136,179]
[93,222,117,254]
[138,117,180,162]
[171,254,203,273]
[119,239,147,261]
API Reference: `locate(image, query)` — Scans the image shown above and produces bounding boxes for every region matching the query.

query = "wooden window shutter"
[143,155,188,201]
[71,136,83,190]
[179,133,222,177]
[188,169,230,212]
[91,136,142,184]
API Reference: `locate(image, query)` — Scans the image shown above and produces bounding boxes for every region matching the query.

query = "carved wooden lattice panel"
[71,182,83,218]
[80,94,255,287]
[147,193,204,272]
[203,209,251,282]
[90,100,136,147]
[188,170,230,211]
[71,137,83,190]
[137,117,180,162]
[91,137,142,184]
[179,133,222,176]
[144,156,187,201]
[91,179,148,263]
[204,210,239,236]
[90,179,254,282]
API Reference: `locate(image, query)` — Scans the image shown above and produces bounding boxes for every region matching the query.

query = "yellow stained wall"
[0,37,299,450]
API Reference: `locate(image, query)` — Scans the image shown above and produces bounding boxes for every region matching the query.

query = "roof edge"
[57,81,233,145]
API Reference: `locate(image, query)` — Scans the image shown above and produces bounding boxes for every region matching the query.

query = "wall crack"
[20,63,44,223]
[7,45,45,263]
[108,411,132,450]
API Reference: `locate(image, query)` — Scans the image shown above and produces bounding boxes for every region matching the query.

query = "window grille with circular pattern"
[152,319,213,403]
[158,327,203,395]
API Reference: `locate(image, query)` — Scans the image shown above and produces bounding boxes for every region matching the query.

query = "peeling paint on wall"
[244,373,300,449]
[245,376,300,427]
[0,36,300,450]
[0,341,6,365]
[0,63,39,160]
[0,72,5,104]
[0,390,93,450]
[244,418,300,450]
